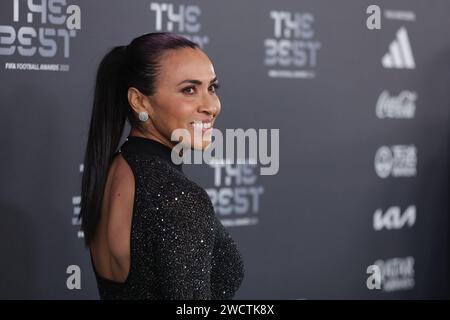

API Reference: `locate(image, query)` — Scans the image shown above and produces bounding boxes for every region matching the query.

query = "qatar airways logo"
[205,160,264,227]
[264,10,321,79]
[0,0,81,71]
[150,2,209,48]
[376,90,417,119]
[370,256,415,292]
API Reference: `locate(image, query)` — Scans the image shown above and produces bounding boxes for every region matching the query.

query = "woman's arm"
[151,202,216,299]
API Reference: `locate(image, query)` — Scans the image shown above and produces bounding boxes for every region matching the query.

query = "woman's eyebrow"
[177,76,218,86]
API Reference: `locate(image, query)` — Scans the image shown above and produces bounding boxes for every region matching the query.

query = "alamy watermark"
[170,128,280,176]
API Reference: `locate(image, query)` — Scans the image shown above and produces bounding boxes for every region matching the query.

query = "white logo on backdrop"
[373,205,416,231]
[206,160,264,227]
[372,256,415,292]
[0,0,82,71]
[374,145,417,178]
[382,27,415,69]
[376,90,417,119]
[150,2,209,48]
[264,10,321,79]
[72,163,83,239]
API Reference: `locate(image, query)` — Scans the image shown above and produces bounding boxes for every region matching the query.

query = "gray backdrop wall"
[0,0,449,299]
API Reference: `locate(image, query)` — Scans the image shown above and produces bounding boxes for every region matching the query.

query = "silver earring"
[138,111,149,122]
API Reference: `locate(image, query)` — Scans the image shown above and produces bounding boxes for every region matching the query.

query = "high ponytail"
[79,32,199,246]
[80,46,129,246]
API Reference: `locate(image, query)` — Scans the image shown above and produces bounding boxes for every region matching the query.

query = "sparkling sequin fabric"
[91,135,244,299]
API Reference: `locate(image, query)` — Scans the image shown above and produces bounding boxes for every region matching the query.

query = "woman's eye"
[183,87,195,94]
[210,83,220,93]
[183,84,220,95]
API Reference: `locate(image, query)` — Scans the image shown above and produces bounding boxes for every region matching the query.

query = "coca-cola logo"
[376,90,417,119]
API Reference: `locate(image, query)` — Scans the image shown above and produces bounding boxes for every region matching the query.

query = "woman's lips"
[203,127,212,134]
[191,121,213,134]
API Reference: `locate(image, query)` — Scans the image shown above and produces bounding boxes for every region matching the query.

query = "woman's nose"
[199,93,220,116]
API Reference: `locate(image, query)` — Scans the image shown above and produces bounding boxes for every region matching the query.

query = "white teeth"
[192,121,212,129]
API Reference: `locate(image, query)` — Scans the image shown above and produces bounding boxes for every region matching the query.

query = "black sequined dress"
[89,135,244,299]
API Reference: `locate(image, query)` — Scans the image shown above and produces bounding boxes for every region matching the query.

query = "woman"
[79,32,244,299]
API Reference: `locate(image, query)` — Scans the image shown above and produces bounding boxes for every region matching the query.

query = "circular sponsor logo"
[374,146,393,178]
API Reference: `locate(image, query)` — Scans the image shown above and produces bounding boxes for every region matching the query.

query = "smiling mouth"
[190,120,213,131]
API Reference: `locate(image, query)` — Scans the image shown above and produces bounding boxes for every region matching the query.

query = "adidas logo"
[382,27,415,69]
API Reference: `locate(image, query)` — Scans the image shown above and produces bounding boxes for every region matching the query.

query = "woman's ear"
[128,87,153,115]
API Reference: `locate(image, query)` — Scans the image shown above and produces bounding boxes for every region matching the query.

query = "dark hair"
[79,32,199,246]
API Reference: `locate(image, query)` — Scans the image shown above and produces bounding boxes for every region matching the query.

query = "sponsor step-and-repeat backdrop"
[0,0,449,299]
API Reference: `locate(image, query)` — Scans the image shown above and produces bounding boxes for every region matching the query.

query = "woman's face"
[144,47,221,150]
